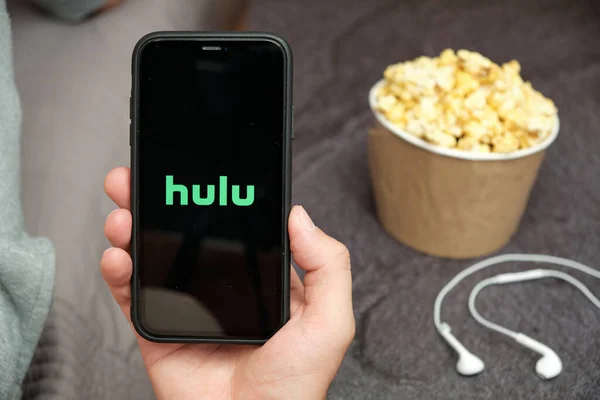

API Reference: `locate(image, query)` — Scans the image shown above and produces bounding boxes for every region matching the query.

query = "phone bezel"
[130,31,293,344]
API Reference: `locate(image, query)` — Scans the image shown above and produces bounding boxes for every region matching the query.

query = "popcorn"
[492,134,520,153]
[457,49,493,76]
[457,136,491,153]
[375,49,558,153]
[463,121,488,140]
[464,89,488,110]
[439,49,458,66]
[454,70,480,96]
[425,131,457,148]
[387,103,406,123]
[377,94,397,113]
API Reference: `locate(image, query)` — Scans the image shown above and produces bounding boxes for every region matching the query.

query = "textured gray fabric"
[0,2,55,400]
[9,0,248,399]
[248,0,600,399]
[8,0,599,398]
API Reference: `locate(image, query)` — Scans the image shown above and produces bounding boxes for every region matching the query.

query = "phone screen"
[135,38,288,340]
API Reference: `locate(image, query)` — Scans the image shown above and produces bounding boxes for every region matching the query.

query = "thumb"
[288,206,355,342]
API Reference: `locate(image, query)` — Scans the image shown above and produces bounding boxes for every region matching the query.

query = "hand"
[102,167,355,400]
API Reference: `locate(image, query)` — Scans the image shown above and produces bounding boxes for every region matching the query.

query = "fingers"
[104,208,132,249]
[100,247,133,319]
[288,206,355,344]
[100,247,169,358]
[104,167,131,210]
[102,168,132,316]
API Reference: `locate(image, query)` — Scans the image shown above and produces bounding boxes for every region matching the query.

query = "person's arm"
[0,2,55,399]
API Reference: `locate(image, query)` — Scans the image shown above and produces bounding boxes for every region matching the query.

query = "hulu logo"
[165,175,255,206]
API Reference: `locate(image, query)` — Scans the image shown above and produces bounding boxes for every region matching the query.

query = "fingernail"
[298,206,316,231]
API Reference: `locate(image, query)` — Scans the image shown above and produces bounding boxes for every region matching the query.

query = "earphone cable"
[468,269,600,340]
[434,254,600,337]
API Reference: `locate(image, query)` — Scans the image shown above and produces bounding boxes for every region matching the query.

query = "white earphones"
[470,269,600,379]
[434,254,600,379]
[438,322,485,376]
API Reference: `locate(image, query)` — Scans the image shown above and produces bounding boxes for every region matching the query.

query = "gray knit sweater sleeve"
[0,2,56,399]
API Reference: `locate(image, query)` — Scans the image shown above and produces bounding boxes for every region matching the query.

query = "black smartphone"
[130,32,292,344]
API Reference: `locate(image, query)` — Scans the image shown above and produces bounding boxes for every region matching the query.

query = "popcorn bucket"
[368,80,560,259]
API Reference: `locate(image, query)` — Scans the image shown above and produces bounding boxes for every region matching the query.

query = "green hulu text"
[165,175,255,206]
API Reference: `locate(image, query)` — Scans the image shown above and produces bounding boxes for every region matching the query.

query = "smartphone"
[130,32,292,344]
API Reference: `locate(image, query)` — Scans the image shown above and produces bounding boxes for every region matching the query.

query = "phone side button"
[291,105,295,140]
[129,95,133,146]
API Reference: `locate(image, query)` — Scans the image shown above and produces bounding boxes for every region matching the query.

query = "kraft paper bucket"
[367,80,560,259]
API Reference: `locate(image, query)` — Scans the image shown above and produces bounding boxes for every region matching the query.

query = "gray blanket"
[248,0,600,398]
[9,0,600,398]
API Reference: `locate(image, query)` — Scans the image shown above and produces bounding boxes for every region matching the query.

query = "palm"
[141,341,253,399]
[142,343,246,399]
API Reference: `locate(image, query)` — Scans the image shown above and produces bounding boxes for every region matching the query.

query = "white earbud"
[439,323,485,376]
[515,333,562,380]
[434,254,600,380]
